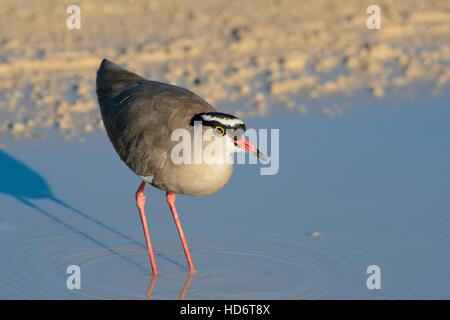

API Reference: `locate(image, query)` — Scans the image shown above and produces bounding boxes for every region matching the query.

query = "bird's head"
[190,112,267,161]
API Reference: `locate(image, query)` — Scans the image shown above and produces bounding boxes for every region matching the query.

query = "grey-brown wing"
[96,59,215,177]
[107,83,215,176]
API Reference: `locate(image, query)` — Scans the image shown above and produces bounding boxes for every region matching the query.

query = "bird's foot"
[189,267,197,274]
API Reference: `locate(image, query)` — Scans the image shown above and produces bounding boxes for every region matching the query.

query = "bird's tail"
[96,59,143,108]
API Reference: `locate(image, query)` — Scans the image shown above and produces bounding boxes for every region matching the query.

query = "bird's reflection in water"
[146,273,195,300]
[179,273,195,300]
[146,276,158,298]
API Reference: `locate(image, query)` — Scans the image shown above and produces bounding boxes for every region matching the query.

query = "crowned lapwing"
[96,59,266,274]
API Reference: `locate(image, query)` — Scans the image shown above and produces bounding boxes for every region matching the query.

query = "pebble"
[10,122,26,137]
[371,86,385,98]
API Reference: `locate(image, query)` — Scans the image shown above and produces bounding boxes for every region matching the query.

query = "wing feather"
[96,59,215,178]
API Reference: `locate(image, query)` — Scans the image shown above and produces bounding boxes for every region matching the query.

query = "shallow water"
[1,93,450,299]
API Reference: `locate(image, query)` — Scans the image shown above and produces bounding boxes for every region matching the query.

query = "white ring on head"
[200,114,244,127]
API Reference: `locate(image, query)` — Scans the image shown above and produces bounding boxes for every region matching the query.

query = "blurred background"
[0,0,449,140]
[1,0,450,299]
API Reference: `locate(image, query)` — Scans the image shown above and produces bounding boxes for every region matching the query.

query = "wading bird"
[96,59,266,274]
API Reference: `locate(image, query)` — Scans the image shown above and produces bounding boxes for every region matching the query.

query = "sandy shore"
[0,0,449,139]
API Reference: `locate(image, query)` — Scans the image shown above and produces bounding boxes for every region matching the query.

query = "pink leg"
[135,182,158,275]
[166,192,196,273]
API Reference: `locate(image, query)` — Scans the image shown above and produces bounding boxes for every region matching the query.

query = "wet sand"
[1,0,450,139]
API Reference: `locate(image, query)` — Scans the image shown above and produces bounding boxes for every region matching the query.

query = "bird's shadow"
[0,150,185,273]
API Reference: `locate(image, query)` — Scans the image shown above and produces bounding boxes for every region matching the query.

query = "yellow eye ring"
[214,126,226,136]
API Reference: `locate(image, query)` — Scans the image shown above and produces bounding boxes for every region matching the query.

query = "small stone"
[316,57,337,72]
[84,124,94,132]
[283,54,307,71]
[371,86,384,98]
[239,84,251,95]
[229,26,249,42]
[254,92,265,104]
[57,116,73,131]
[10,122,26,137]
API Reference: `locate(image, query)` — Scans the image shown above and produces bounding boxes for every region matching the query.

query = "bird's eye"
[214,126,226,136]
